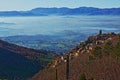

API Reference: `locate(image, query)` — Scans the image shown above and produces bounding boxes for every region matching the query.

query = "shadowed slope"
[0,40,55,80]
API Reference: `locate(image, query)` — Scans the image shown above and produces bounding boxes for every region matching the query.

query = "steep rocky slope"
[31,32,120,80]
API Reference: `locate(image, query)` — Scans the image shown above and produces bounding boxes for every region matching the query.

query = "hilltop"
[30,32,120,80]
[0,39,55,80]
[0,7,120,16]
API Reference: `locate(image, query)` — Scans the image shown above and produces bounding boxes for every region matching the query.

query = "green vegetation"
[89,55,95,62]
[79,73,86,80]
[92,46,102,58]
[89,46,102,61]
[89,36,120,62]
[38,55,55,63]
[112,37,120,61]
[103,42,112,55]
[57,43,66,48]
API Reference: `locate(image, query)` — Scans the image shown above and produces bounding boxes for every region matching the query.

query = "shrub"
[79,73,86,80]
[112,37,120,61]
[92,46,102,58]
[89,55,95,61]
[103,42,112,55]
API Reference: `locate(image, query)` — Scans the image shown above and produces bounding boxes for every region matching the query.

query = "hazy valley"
[0,6,120,80]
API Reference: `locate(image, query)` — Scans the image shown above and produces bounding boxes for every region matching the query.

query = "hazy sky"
[0,0,120,11]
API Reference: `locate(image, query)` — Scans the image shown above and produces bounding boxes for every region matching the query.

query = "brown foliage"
[30,33,120,80]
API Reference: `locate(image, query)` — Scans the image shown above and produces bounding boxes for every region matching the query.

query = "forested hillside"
[31,32,120,80]
[0,40,55,80]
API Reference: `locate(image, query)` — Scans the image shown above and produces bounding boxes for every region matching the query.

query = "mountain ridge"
[0,7,120,16]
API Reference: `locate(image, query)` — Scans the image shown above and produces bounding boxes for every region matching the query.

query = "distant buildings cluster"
[46,30,117,68]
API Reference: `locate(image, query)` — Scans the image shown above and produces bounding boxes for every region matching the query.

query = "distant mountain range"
[0,7,120,16]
